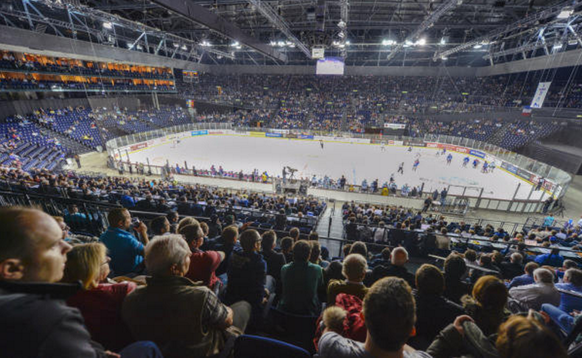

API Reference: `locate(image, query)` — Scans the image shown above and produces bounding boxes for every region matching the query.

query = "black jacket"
[0,280,106,358]
[368,264,415,288]
[410,291,464,350]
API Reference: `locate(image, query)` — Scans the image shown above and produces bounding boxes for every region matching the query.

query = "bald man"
[0,207,161,357]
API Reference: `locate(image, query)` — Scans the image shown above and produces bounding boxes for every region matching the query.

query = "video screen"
[316,57,344,75]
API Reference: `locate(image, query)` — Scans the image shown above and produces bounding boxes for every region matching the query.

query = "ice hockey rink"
[127,134,550,201]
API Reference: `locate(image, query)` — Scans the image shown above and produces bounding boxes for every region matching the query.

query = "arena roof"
[1,0,581,68]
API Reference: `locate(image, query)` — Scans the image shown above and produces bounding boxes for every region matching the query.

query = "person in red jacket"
[62,242,137,351]
[179,222,225,291]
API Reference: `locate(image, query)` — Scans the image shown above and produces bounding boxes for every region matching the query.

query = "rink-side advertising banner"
[298,135,314,140]
[191,130,208,136]
[266,132,283,138]
[469,150,486,159]
[530,82,552,109]
[383,123,407,129]
[249,131,266,137]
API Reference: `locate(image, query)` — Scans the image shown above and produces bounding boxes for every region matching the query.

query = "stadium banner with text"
[298,134,314,140]
[130,142,148,151]
[530,175,556,192]
[469,150,486,159]
[249,131,266,137]
[286,133,297,139]
[530,81,552,109]
[425,142,469,153]
[387,140,403,146]
[270,129,289,134]
[501,161,518,175]
[383,123,407,129]
[265,132,283,138]
[313,136,370,144]
[516,168,532,181]
[208,130,225,135]
[191,130,208,136]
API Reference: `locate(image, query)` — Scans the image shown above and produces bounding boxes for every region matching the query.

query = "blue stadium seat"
[234,335,311,358]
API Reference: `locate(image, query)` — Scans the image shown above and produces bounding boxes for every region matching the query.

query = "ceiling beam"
[385,0,461,62]
[150,0,287,62]
[247,0,311,58]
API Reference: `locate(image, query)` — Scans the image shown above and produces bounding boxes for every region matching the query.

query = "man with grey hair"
[327,253,369,304]
[508,267,561,311]
[369,247,415,288]
[122,234,251,358]
[555,268,582,313]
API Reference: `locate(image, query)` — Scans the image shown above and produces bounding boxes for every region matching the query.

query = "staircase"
[316,201,345,257]
[37,125,93,154]
[487,122,512,147]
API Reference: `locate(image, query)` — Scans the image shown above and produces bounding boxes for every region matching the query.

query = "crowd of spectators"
[0,50,173,79]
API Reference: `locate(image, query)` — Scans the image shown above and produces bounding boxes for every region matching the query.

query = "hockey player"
[320,140,324,149]
[398,162,404,174]
[482,161,489,173]
[463,156,470,167]
[472,159,480,169]
[413,159,420,171]
[446,153,453,165]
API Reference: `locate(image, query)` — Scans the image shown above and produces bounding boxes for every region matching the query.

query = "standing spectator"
[179,222,224,291]
[443,253,471,304]
[440,188,447,206]
[278,240,324,315]
[0,207,161,357]
[224,230,272,315]
[99,208,148,276]
[509,268,560,311]
[74,153,81,168]
[261,230,286,292]
[411,264,464,349]
[318,277,431,358]
[327,254,369,305]
[63,243,136,351]
[122,235,250,358]
[213,225,240,276]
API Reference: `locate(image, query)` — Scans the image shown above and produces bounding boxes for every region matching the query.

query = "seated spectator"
[470,254,500,284]
[0,207,161,357]
[122,234,250,358]
[509,268,560,311]
[443,253,471,304]
[63,242,136,351]
[411,264,464,348]
[166,211,179,233]
[224,229,271,314]
[179,222,224,290]
[428,312,567,358]
[535,247,564,267]
[310,241,329,268]
[541,303,582,335]
[150,215,171,236]
[99,208,148,276]
[461,275,510,336]
[289,227,300,243]
[212,225,240,276]
[261,230,286,294]
[369,247,415,288]
[280,236,294,263]
[135,194,156,212]
[555,268,582,313]
[500,252,524,280]
[349,241,368,259]
[318,277,430,358]
[309,231,330,260]
[278,240,324,315]
[327,254,369,305]
[507,261,539,289]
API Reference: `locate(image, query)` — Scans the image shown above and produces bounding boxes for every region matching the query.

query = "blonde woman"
[62,243,136,351]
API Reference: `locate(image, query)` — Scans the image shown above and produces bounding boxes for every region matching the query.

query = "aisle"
[316,201,345,258]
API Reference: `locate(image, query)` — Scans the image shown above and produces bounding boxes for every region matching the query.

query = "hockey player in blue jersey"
[413,159,420,171]
[482,161,489,173]
[446,153,453,165]
[463,156,470,167]
[472,159,480,169]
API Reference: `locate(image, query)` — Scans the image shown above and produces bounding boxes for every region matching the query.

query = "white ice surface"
[129,134,547,201]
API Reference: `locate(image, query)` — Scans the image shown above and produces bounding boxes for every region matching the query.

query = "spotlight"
[103,21,113,29]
